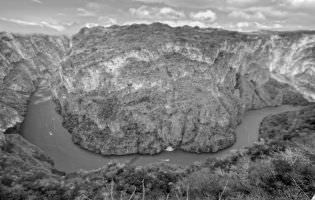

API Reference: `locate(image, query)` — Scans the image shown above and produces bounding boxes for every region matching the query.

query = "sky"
[0,0,315,35]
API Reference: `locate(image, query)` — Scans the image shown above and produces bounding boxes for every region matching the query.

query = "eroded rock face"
[52,24,313,155]
[0,32,69,135]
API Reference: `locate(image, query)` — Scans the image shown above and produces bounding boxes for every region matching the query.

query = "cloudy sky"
[0,0,315,35]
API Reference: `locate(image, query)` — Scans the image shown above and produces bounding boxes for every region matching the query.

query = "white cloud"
[255,22,283,29]
[124,19,208,28]
[0,17,65,31]
[160,20,207,27]
[77,8,96,17]
[130,6,150,17]
[229,10,265,20]
[246,7,288,18]
[31,0,42,4]
[129,6,185,19]
[159,7,185,18]
[190,10,217,22]
[231,21,284,31]
[86,2,102,9]
[85,18,118,28]
[236,21,250,28]
[285,0,315,7]
[0,18,39,26]
[123,20,152,25]
[227,0,258,5]
[98,17,118,26]
[39,21,65,31]
[132,0,227,9]
[85,23,99,28]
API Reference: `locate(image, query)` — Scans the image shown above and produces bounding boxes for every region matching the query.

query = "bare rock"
[0,32,70,135]
[53,24,314,155]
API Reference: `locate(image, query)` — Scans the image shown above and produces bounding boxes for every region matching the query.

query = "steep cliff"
[0,32,69,141]
[52,23,313,155]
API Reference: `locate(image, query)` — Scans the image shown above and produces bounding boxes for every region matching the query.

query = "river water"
[21,86,302,172]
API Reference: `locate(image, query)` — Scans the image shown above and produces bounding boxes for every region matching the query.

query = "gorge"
[53,24,312,156]
[1,23,315,199]
[21,82,303,172]
[1,24,314,162]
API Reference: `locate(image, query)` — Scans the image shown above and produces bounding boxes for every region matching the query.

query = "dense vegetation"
[1,106,315,200]
[260,104,315,147]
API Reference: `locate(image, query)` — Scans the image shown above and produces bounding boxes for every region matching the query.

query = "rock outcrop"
[52,24,313,155]
[0,32,69,135]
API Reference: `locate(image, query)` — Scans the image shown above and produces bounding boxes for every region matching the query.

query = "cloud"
[232,21,284,31]
[124,19,208,28]
[285,0,315,7]
[226,0,259,5]
[0,18,39,26]
[129,6,151,18]
[246,7,288,18]
[39,21,65,31]
[255,22,283,29]
[31,0,42,4]
[228,10,265,20]
[85,17,118,28]
[132,0,220,9]
[85,23,99,28]
[129,6,185,19]
[160,20,207,27]
[98,17,118,26]
[1,0,314,34]
[236,21,250,28]
[159,7,185,18]
[86,2,102,9]
[0,17,65,31]
[190,10,217,22]
[77,8,96,17]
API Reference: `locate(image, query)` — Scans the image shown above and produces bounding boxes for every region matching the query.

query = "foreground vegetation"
[1,106,315,200]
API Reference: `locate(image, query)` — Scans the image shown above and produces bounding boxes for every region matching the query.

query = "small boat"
[165,146,174,152]
[162,159,170,162]
[48,131,54,136]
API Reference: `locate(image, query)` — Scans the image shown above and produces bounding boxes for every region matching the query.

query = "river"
[21,86,302,172]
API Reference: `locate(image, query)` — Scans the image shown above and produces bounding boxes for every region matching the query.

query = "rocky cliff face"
[52,24,313,155]
[0,32,69,142]
[0,33,70,194]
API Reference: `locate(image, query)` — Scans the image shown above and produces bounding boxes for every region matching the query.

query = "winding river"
[21,86,302,172]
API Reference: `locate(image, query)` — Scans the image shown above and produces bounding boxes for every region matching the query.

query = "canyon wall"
[52,24,313,155]
[0,32,69,147]
[0,25,314,200]
[0,24,314,156]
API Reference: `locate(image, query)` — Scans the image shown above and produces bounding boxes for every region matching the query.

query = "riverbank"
[21,87,303,172]
[2,119,314,200]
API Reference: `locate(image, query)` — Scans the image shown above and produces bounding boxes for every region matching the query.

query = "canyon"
[1,23,314,158]
[53,24,312,155]
[0,32,69,150]
[0,23,315,199]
